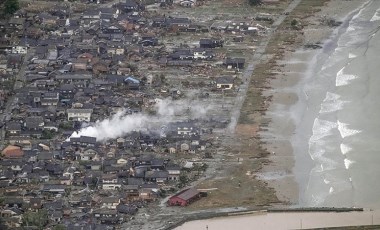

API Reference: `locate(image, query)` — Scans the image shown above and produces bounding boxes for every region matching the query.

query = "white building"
[12,46,27,54]
[67,109,93,122]
[101,174,122,190]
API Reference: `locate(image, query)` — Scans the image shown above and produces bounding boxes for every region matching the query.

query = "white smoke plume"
[69,96,213,142]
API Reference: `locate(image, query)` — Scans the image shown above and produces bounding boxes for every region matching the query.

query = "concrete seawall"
[164,207,365,230]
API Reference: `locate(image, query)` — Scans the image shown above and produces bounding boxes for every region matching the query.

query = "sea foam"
[370,10,380,21]
[320,92,348,113]
[344,158,355,169]
[336,67,358,86]
[337,120,362,138]
[349,53,357,59]
[340,143,353,155]
[309,118,338,142]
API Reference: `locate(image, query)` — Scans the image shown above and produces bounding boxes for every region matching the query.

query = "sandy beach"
[176,210,380,230]
[260,0,366,206]
[177,0,379,229]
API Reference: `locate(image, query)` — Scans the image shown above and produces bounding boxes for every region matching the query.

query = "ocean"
[294,0,380,208]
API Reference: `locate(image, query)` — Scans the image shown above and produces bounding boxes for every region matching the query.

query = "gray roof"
[175,188,199,201]
[144,170,168,179]
[7,122,21,131]
[102,197,120,203]
[25,116,44,129]
[216,76,234,84]
[55,74,92,80]
[66,108,93,113]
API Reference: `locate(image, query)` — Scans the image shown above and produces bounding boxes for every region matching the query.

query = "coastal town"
[0,0,306,229]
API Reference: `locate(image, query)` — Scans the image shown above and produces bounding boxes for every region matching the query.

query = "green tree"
[4,0,19,15]
[248,0,262,6]
[22,210,48,229]
[291,19,298,27]
[53,224,67,230]
[178,174,188,188]
[41,129,56,139]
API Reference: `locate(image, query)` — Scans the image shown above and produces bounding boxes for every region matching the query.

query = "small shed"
[168,188,201,206]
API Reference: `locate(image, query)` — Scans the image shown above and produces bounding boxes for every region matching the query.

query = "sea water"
[294,0,380,208]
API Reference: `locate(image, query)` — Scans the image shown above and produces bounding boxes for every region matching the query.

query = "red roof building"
[168,188,201,206]
[1,145,24,159]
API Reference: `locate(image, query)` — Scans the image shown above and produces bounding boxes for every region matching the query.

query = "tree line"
[2,0,20,16]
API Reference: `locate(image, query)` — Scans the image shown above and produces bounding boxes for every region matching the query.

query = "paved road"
[228,0,302,133]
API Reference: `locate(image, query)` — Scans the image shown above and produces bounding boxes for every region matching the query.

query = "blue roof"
[125,76,140,84]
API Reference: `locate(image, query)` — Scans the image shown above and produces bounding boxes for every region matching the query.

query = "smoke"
[69,96,213,142]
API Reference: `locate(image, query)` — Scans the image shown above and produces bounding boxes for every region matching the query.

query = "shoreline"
[169,207,365,230]
[167,0,373,229]
[260,0,367,206]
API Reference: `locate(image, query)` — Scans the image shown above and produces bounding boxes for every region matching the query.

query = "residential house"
[82,10,100,20]
[78,136,97,148]
[124,76,140,90]
[116,157,128,166]
[125,185,139,199]
[166,17,191,30]
[99,8,120,20]
[4,197,23,209]
[179,0,196,7]
[49,211,63,222]
[169,49,193,60]
[24,116,44,130]
[6,122,21,136]
[8,18,25,30]
[11,46,27,54]
[166,165,181,181]
[152,17,166,28]
[41,92,59,106]
[170,122,199,136]
[116,204,137,215]
[199,38,223,48]
[41,184,66,194]
[118,0,140,13]
[0,207,23,224]
[193,48,214,60]
[216,76,234,89]
[101,174,121,190]
[139,36,158,46]
[106,42,125,55]
[79,147,99,161]
[101,197,120,209]
[224,57,245,69]
[139,188,156,201]
[55,74,92,85]
[144,170,168,183]
[2,145,24,159]
[93,209,119,224]
[29,198,43,210]
[59,84,76,99]
[67,108,93,122]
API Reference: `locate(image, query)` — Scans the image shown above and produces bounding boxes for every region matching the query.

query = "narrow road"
[228,0,302,133]
[0,48,35,149]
